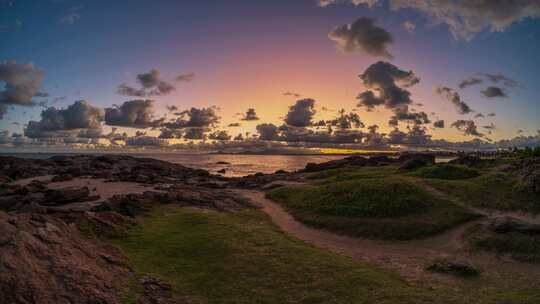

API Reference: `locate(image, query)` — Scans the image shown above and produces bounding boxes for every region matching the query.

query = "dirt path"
[237,189,540,283]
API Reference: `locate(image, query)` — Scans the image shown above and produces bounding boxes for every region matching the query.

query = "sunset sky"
[1,0,539,151]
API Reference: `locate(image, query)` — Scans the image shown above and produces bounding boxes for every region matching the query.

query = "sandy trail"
[237,189,540,283]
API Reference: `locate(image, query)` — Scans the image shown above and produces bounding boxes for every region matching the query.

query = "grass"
[112,205,436,304]
[426,258,480,278]
[266,177,479,240]
[111,204,540,304]
[307,165,398,183]
[413,164,479,180]
[469,231,540,263]
[424,172,540,213]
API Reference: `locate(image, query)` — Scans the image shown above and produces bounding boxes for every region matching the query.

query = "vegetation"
[424,172,540,213]
[517,146,540,158]
[469,231,540,263]
[112,205,540,304]
[266,177,480,240]
[307,165,397,182]
[114,205,436,304]
[413,164,480,180]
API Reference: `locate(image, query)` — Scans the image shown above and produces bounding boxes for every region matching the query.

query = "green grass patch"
[469,232,540,263]
[307,166,398,183]
[112,205,441,304]
[424,172,540,213]
[413,164,479,180]
[267,177,479,240]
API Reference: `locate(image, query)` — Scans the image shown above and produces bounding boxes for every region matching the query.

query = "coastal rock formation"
[0,211,130,304]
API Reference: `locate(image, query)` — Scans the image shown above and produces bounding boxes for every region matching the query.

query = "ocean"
[0,152,455,177]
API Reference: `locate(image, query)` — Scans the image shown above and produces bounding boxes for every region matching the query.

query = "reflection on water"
[0,152,455,177]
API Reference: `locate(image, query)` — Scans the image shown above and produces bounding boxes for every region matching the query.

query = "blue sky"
[0,0,539,148]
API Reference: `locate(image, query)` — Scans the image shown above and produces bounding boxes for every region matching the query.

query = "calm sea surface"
[1,153,454,177]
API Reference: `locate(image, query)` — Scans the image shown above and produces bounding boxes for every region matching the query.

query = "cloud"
[125,135,168,147]
[164,107,220,129]
[59,6,81,25]
[228,122,241,127]
[240,108,260,121]
[357,61,419,111]
[390,107,430,126]
[474,113,484,118]
[390,0,540,41]
[284,99,316,127]
[459,77,483,89]
[24,100,104,138]
[158,128,183,139]
[402,20,416,34]
[105,99,162,128]
[478,72,518,87]
[166,105,178,112]
[481,86,507,98]
[322,1,540,41]
[0,60,45,119]
[318,0,379,7]
[283,92,302,98]
[327,109,364,129]
[329,17,394,59]
[209,130,232,141]
[184,127,207,140]
[256,123,279,141]
[433,120,445,128]
[487,112,496,117]
[176,73,196,82]
[117,69,176,97]
[436,86,473,114]
[451,120,483,137]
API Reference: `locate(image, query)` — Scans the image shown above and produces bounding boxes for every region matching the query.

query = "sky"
[0,0,539,151]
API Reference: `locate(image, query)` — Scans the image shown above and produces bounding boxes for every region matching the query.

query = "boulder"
[490,217,540,235]
[427,260,480,277]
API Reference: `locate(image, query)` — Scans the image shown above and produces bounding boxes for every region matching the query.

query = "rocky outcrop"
[0,211,130,304]
[490,217,540,235]
[398,154,435,171]
[426,260,480,277]
[137,275,193,304]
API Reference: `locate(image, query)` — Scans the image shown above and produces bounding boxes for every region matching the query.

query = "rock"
[427,260,480,277]
[490,217,540,235]
[43,186,98,206]
[137,275,192,304]
[0,211,130,304]
[398,153,435,165]
[367,155,392,166]
[217,169,227,174]
[51,174,73,182]
[274,169,287,174]
[449,155,491,167]
[216,161,231,165]
[254,172,264,177]
[304,156,368,172]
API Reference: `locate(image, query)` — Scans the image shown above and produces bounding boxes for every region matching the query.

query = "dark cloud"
[158,128,183,139]
[256,123,279,141]
[459,77,483,89]
[117,69,176,97]
[483,123,496,130]
[283,92,302,98]
[166,105,178,112]
[105,99,162,128]
[474,113,484,118]
[284,99,316,127]
[125,136,168,147]
[390,107,430,126]
[405,125,432,145]
[436,86,473,114]
[481,86,507,98]
[487,112,496,117]
[357,61,419,111]
[233,133,244,141]
[164,107,220,129]
[241,108,260,121]
[433,120,445,128]
[451,120,484,137]
[184,127,207,140]
[176,73,196,82]
[329,17,393,58]
[209,130,232,141]
[323,1,540,41]
[24,100,104,138]
[479,72,519,87]
[327,109,364,129]
[228,122,241,127]
[0,60,45,119]
[0,130,11,144]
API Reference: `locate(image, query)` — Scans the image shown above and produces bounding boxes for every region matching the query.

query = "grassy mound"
[307,165,398,183]
[266,177,479,240]
[469,231,540,263]
[424,173,540,213]
[113,205,439,304]
[414,164,479,180]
